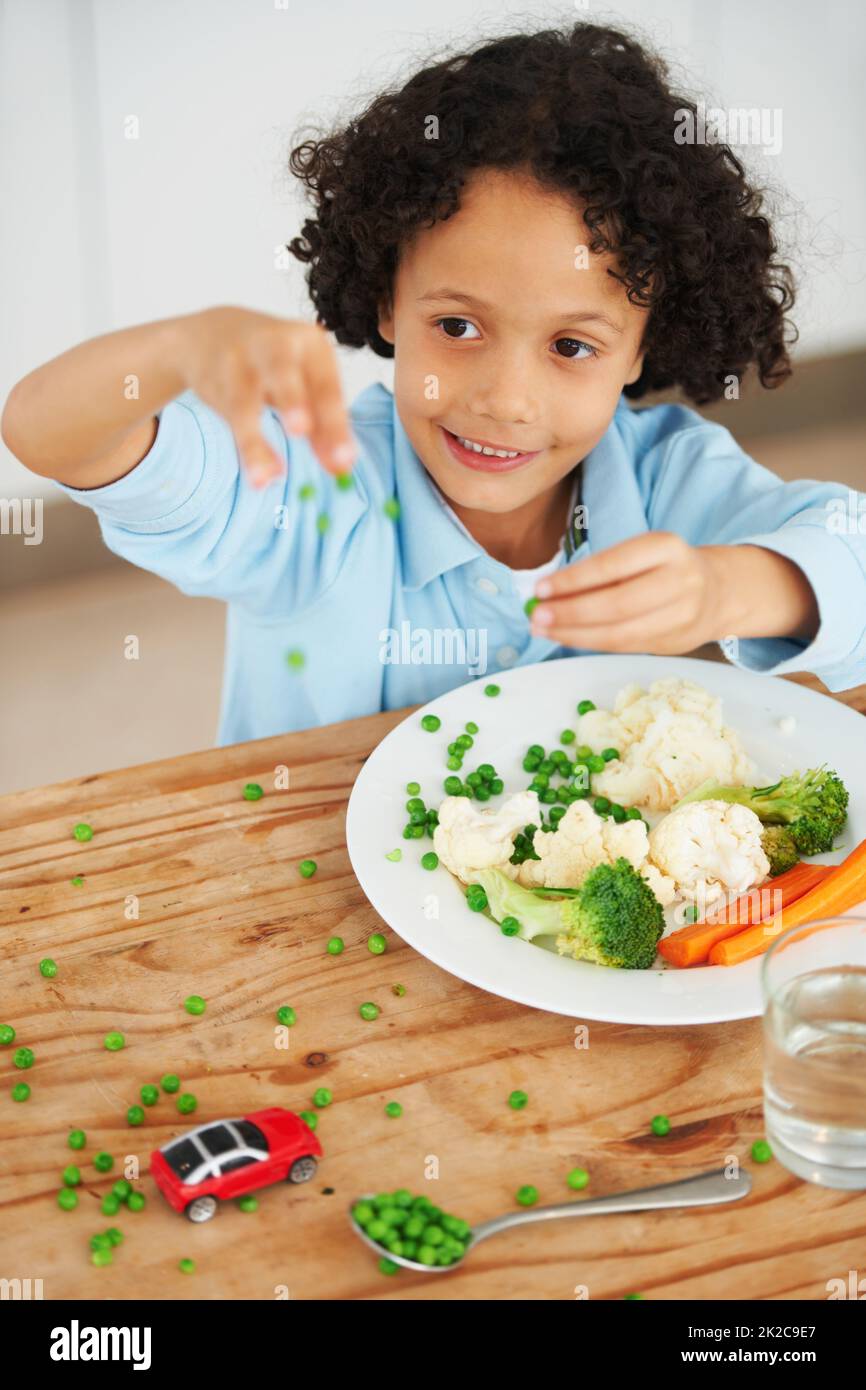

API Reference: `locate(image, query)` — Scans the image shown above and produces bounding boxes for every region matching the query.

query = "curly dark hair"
[287,20,796,405]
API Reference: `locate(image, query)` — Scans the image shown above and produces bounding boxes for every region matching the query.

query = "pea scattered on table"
[13,1047,34,1069]
[515,1185,538,1207]
[238,1194,259,1213]
[68,1129,86,1150]
[508,1090,528,1110]
[127,1105,145,1127]
[391,983,406,997]
[104,1032,125,1052]
[91,1248,113,1267]
[140,1084,159,1106]
[72,823,93,842]
[298,859,317,878]
[327,936,344,955]
[367,933,387,955]
[58,1188,78,1211]
[71,875,84,887]
[161,1073,181,1094]
[313,1088,332,1108]
[359,1002,380,1021]
[378,1256,399,1275]
[650,1114,671,1137]
[0,1024,16,1045]
[384,1101,402,1119]
[276,1005,296,1027]
[39,958,58,978]
[184,995,206,1016]
[179,1258,196,1274]
[299,1110,318,1130]
[127,1192,146,1212]
[112,1179,132,1200]
[751,1139,773,1164]
[177,1094,197,1115]
[242,783,264,801]
[12,1083,31,1102]
[566,1167,590,1191]
[93,1152,114,1173]
[62,1166,82,1187]
[101,1193,121,1216]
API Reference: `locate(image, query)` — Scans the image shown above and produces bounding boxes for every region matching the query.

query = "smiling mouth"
[440,426,542,472]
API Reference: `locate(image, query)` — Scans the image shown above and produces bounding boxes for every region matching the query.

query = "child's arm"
[1,306,355,488]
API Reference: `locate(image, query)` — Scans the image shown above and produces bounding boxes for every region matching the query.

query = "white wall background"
[2,0,864,499]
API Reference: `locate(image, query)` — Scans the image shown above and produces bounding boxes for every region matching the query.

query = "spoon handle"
[471,1166,751,1246]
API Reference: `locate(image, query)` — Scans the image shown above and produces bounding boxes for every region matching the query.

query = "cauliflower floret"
[432,790,539,885]
[639,862,678,908]
[579,678,754,812]
[516,800,651,889]
[647,799,770,907]
[572,708,628,756]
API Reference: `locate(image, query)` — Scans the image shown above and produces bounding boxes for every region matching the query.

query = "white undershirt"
[430,472,579,603]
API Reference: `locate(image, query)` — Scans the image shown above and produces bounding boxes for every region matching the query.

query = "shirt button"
[497,645,519,667]
[475,576,499,596]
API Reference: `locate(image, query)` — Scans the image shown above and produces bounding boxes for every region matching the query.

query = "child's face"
[378,167,648,517]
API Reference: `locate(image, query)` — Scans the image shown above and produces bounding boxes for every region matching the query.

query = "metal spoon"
[350,1166,752,1274]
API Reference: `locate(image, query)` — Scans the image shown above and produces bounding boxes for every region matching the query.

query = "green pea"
[91,1248,113,1267]
[101,1194,121,1216]
[11,1082,31,1102]
[68,1129,86,1150]
[367,933,387,955]
[443,775,463,795]
[0,1024,16,1046]
[392,983,406,997]
[359,1002,380,1021]
[93,1152,114,1173]
[592,796,611,815]
[610,803,627,823]
[90,1233,113,1252]
[127,1105,145,1127]
[650,1114,671,1137]
[140,1084,159,1106]
[184,995,206,1016]
[489,778,504,795]
[176,1094,197,1115]
[601,747,619,762]
[421,714,441,732]
[335,470,354,491]
[383,497,400,521]
[567,1167,590,1191]
[242,783,264,801]
[406,797,425,813]
[39,958,58,978]
[179,1258,196,1274]
[298,859,317,878]
[112,1179,132,1200]
[103,1032,125,1052]
[466,885,488,912]
[405,781,421,795]
[237,1195,258,1213]
[298,483,315,501]
[384,848,402,862]
[420,851,438,870]
[13,1047,34,1069]
[327,937,344,955]
[316,511,330,533]
[73,822,94,842]
[299,1110,317,1130]
[127,1192,146,1212]
[416,1244,437,1265]
[286,649,305,670]
[751,1139,773,1164]
[465,721,479,734]
[161,1073,181,1094]
[516,1185,538,1207]
[62,1166,81,1187]
[508,1089,528,1109]
[484,684,500,697]
[71,875,84,886]
[625,806,643,820]
[384,1101,402,1119]
[106,1227,124,1246]
[276,1006,296,1027]
[576,699,595,716]
[313,1088,332,1108]
[445,755,462,771]
[524,597,539,617]
[586,754,606,774]
[500,917,520,937]
[623,1292,644,1300]
[378,1257,400,1275]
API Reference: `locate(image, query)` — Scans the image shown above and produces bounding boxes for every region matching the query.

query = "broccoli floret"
[475,857,664,970]
[674,765,848,856]
[760,826,800,877]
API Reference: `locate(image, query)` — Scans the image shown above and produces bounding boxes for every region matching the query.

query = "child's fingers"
[536,531,689,598]
[532,563,688,632]
[219,367,285,489]
[300,325,356,476]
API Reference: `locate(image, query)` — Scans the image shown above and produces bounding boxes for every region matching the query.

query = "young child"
[4,21,865,747]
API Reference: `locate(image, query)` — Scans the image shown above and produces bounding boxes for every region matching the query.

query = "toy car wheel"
[185,1195,218,1223]
[288,1155,317,1183]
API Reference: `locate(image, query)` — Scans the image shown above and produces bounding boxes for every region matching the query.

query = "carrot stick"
[658,862,833,968]
[708,837,866,967]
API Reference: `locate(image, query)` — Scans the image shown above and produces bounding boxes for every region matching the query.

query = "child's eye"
[553,338,598,361]
[434,317,480,340]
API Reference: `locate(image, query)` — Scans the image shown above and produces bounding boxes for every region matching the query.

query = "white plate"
[346,655,864,1024]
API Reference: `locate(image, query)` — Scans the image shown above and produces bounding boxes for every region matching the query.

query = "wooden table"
[2,670,865,1301]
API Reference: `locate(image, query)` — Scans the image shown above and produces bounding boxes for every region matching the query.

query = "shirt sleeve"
[50,389,369,617]
[642,420,866,692]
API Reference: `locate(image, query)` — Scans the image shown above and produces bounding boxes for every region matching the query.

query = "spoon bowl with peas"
[350,1166,752,1274]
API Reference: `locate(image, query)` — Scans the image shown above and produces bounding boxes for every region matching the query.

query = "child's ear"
[377,300,395,346]
[623,351,645,387]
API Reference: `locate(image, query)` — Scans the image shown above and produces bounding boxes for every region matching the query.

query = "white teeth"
[455,434,522,459]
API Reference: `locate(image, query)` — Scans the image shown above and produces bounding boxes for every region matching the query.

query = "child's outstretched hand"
[529,532,722,655]
[183,306,356,488]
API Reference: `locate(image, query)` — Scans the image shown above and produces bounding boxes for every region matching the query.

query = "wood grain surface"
[1,670,865,1301]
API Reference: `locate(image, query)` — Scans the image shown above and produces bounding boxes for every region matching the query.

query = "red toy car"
[150,1107,322,1222]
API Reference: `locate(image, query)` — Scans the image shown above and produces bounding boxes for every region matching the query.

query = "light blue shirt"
[55,383,866,745]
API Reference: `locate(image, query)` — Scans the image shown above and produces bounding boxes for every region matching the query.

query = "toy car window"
[162,1138,199,1178]
[235,1120,268,1152]
[199,1124,236,1158]
[219,1154,256,1175]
